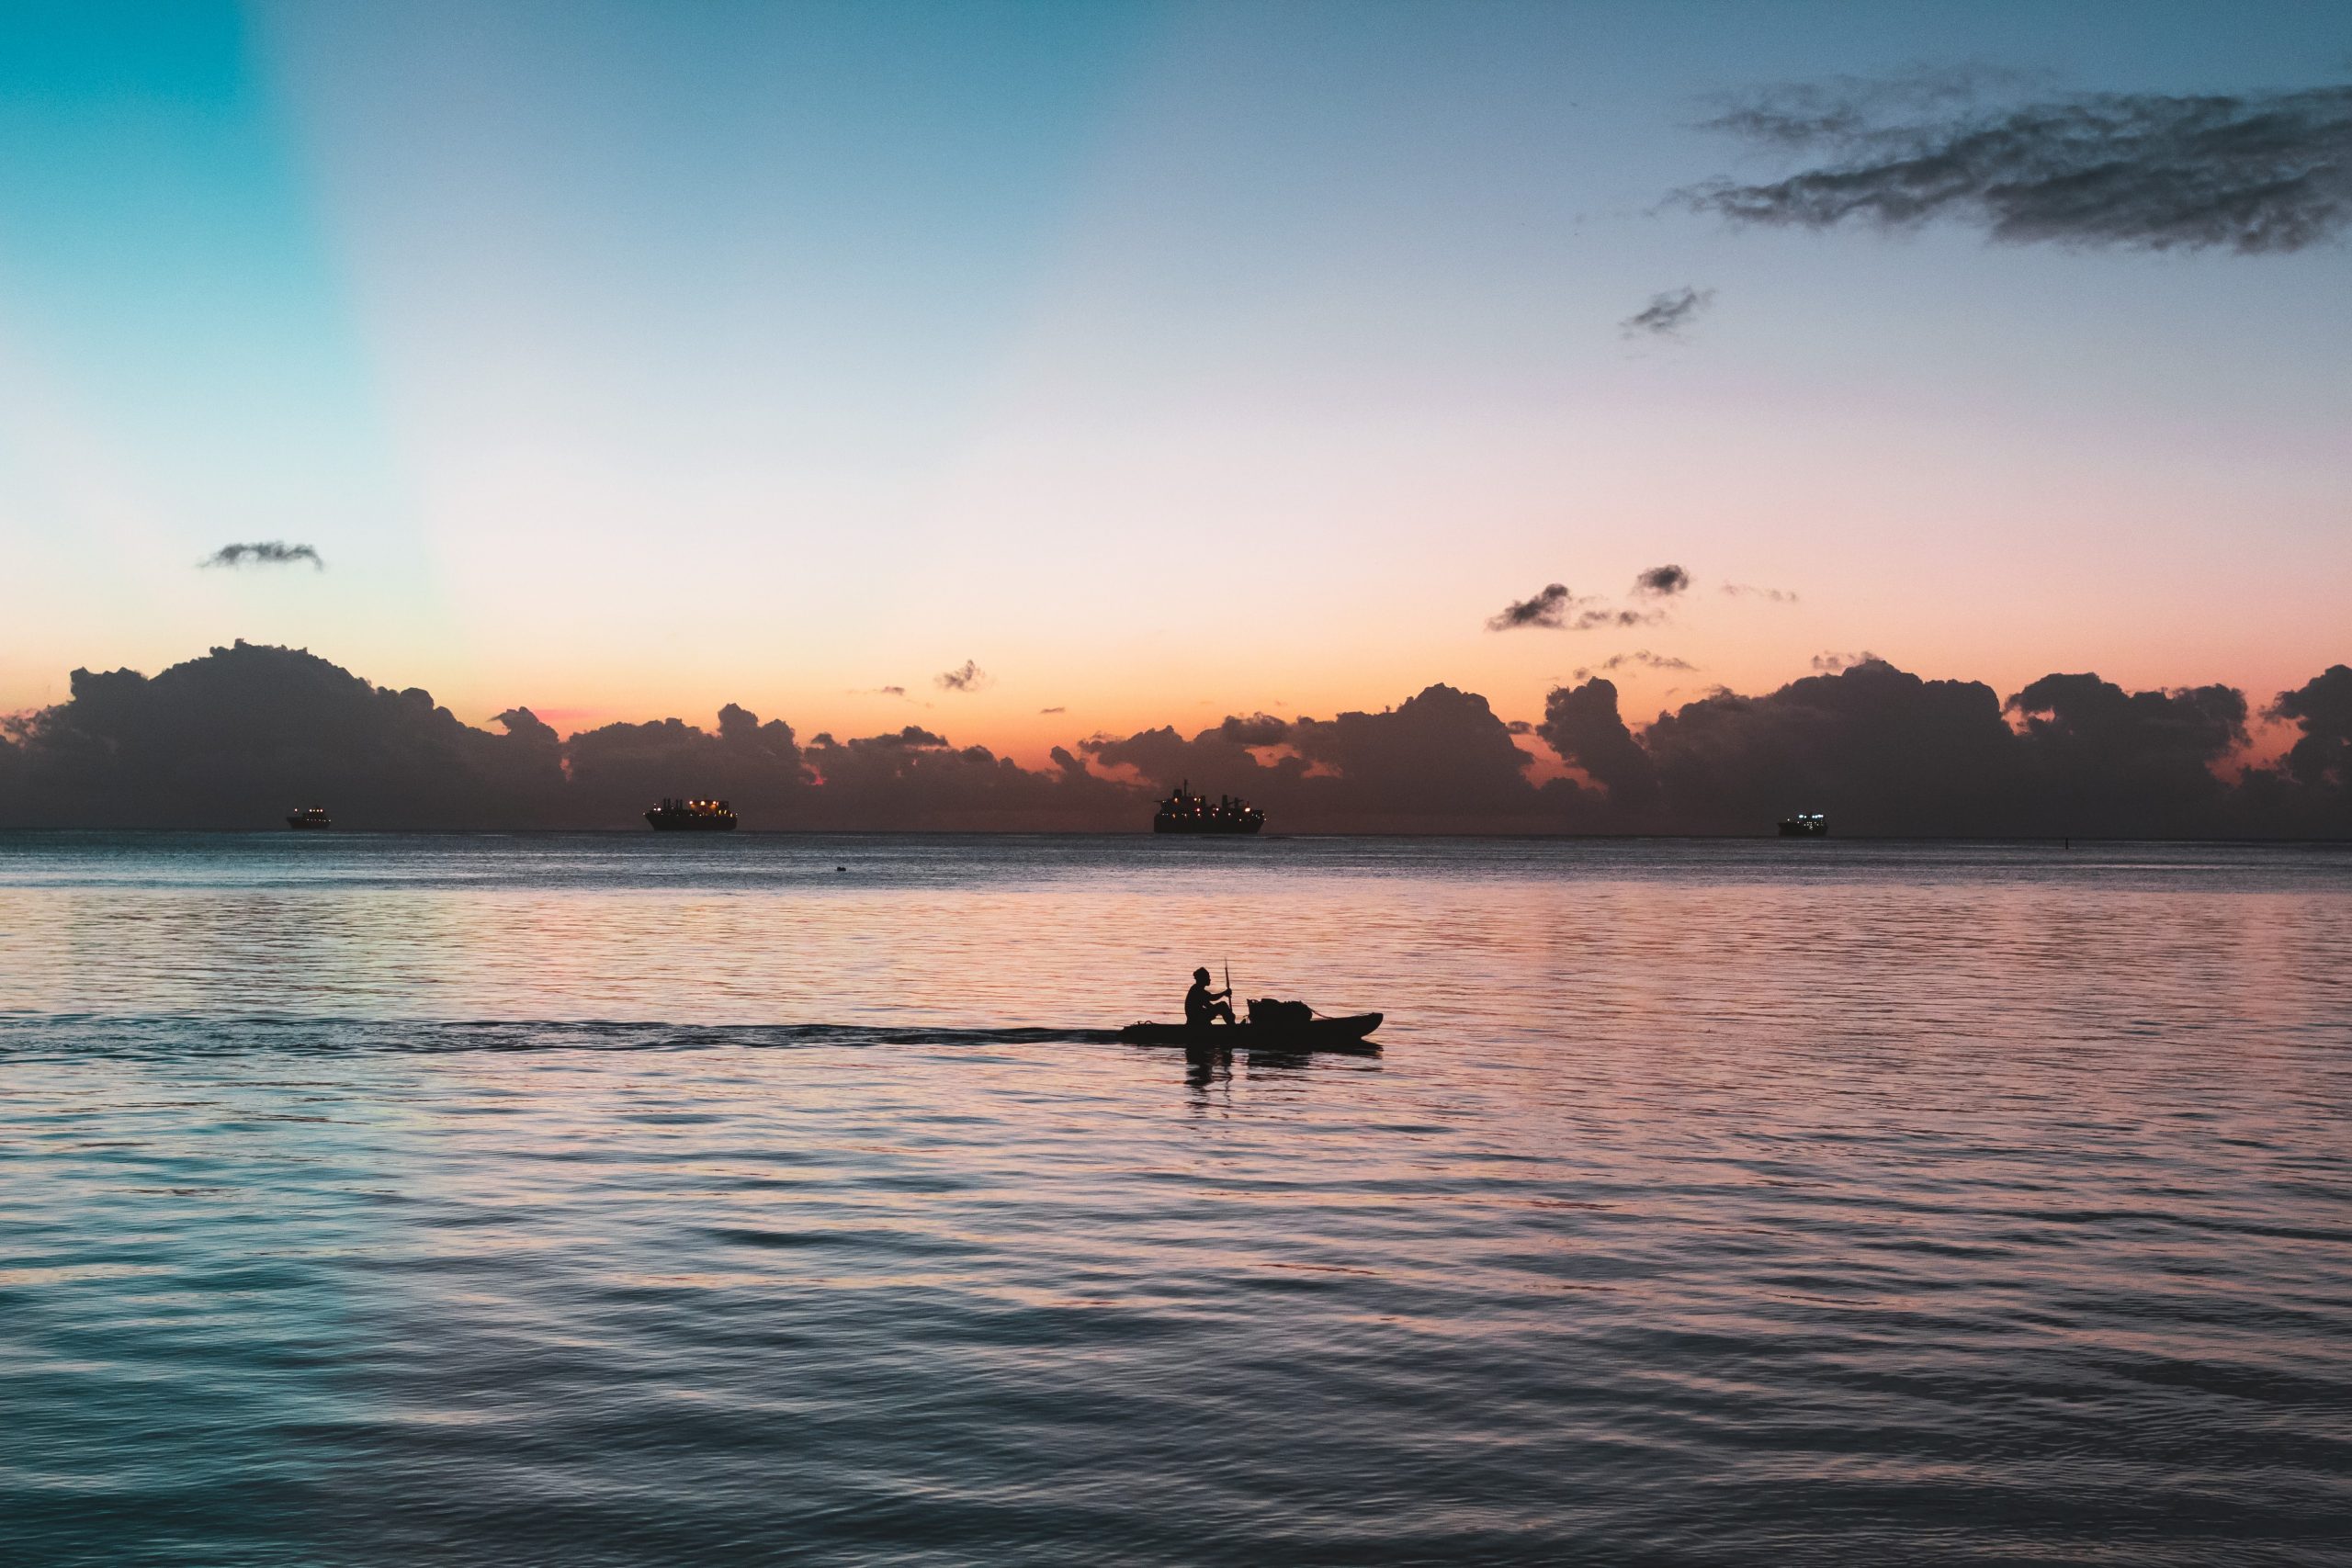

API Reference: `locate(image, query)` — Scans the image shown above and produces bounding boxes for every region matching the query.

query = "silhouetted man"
[1184,966,1235,1027]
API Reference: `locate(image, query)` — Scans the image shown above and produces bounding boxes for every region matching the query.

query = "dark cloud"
[2007,673,2249,834]
[1811,650,1879,672]
[1540,678,1660,813]
[1544,659,2293,838]
[201,541,322,570]
[1487,584,1664,633]
[1724,582,1799,603]
[935,660,989,693]
[1622,286,1714,337]
[564,701,811,826]
[1085,686,1586,832]
[1584,660,2029,833]
[1215,713,1290,747]
[1283,686,1549,825]
[870,725,950,749]
[0,642,559,829]
[1634,564,1691,597]
[0,644,1131,832]
[802,724,1127,831]
[4,642,2347,837]
[1487,583,1575,630]
[1682,77,2352,254]
[1035,660,2342,835]
[1039,706,1066,715]
[2269,665,2352,788]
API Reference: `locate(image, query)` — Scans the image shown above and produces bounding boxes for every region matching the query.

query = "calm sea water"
[2,832,2347,1566]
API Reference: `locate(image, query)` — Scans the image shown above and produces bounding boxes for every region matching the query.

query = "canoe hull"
[1118,1012,1382,1052]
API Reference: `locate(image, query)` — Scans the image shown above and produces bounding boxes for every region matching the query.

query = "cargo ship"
[1153,782,1264,835]
[646,797,738,831]
[286,807,332,829]
[1778,813,1827,838]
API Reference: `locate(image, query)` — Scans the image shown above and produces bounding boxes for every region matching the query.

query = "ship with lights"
[1152,781,1264,835]
[646,797,738,831]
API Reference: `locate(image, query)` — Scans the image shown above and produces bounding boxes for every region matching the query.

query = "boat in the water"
[286,807,332,830]
[646,797,738,831]
[1778,812,1827,838]
[1154,780,1265,834]
[1119,1011,1382,1053]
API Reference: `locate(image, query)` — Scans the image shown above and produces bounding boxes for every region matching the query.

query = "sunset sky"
[1,0,2346,761]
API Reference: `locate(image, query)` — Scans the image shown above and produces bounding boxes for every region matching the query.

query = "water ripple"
[0,836,2346,1565]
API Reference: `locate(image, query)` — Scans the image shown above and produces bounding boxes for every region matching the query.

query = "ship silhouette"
[1153,781,1264,835]
[646,797,738,831]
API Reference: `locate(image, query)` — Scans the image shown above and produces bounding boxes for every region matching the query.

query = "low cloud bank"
[2,642,2346,836]
[1541,660,2348,837]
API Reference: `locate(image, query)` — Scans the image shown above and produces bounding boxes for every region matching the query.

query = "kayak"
[1117,1012,1383,1052]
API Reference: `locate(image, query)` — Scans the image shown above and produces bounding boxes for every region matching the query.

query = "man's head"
[1193,967,1211,984]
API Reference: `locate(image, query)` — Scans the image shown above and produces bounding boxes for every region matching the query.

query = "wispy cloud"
[1681,74,2352,254]
[1574,650,1697,680]
[1578,606,1665,630]
[1488,583,1576,630]
[199,541,322,570]
[1489,583,1668,633]
[935,660,990,694]
[1621,287,1714,338]
[1723,582,1799,603]
[1039,705,1066,715]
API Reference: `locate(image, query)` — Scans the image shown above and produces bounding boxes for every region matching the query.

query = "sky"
[0,0,2346,762]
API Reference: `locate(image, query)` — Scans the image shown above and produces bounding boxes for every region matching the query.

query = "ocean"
[2,832,2347,1566]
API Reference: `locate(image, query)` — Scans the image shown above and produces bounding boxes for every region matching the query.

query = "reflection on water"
[1,834,2348,1565]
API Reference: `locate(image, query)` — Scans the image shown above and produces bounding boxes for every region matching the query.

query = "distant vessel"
[1778,813,1827,838]
[286,807,332,830]
[646,797,738,831]
[1153,781,1265,835]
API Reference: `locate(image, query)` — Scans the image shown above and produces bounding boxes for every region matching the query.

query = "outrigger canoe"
[1118,1012,1383,1053]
